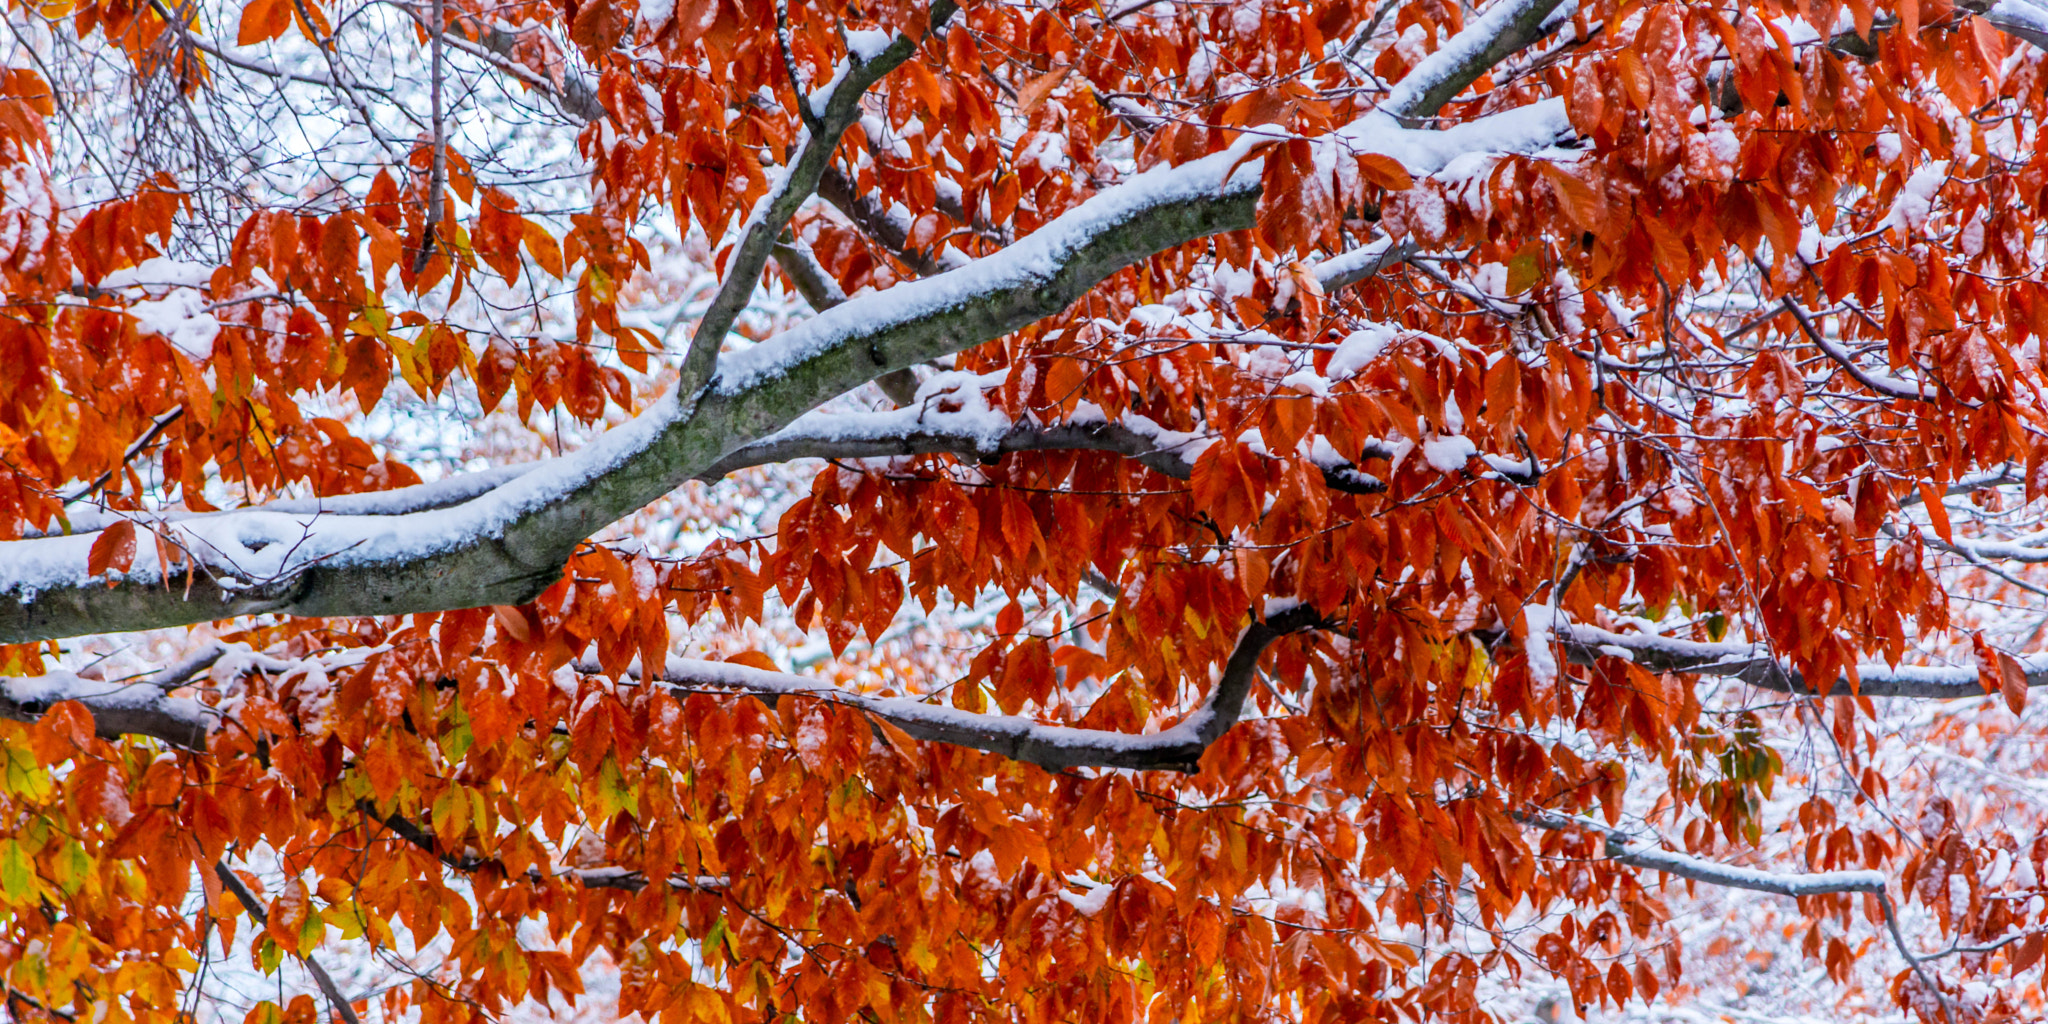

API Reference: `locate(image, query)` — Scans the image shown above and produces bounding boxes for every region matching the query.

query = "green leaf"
[0,840,38,900]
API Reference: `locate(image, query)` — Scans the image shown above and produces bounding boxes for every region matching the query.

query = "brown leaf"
[1998,650,2029,714]
[569,0,626,54]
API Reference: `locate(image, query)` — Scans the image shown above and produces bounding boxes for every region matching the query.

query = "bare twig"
[213,862,364,1024]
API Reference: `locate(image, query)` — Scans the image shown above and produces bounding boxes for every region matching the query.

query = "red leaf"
[1918,481,1953,543]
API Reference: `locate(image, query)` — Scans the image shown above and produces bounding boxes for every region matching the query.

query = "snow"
[1309,236,1396,286]
[1017,131,1067,174]
[1523,604,1560,684]
[98,257,214,290]
[0,669,212,735]
[1325,323,1399,380]
[1991,0,2048,42]
[1419,433,1476,472]
[1057,878,1114,916]
[126,288,221,357]
[1881,163,1948,235]
[843,29,893,64]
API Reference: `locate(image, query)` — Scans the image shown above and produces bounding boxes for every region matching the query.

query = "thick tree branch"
[0,671,212,748]
[0,0,1578,645]
[0,132,1274,642]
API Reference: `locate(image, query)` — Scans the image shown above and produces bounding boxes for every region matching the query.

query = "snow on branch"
[1378,0,1576,123]
[677,2,957,397]
[1525,811,1888,898]
[697,395,1394,493]
[624,604,1325,773]
[1981,0,2048,50]
[0,642,389,749]
[0,127,1272,642]
[0,668,214,749]
[1540,615,2048,700]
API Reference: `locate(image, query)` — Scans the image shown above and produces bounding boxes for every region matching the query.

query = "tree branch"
[695,405,1388,493]
[0,0,1580,645]
[1524,811,1887,897]
[0,671,212,748]
[1542,617,2048,700]
[816,165,965,278]
[633,604,1325,773]
[678,3,959,398]
[1379,0,1575,123]
[0,126,1276,642]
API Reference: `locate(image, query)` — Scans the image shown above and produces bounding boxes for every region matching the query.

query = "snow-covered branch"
[698,400,1391,493]
[1380,0,1575,123]
[1526,812,1888,898]
[0,0,1580,646]
[0,670,212,748]
[1543,617,2048,700]
[628,604,1324,773]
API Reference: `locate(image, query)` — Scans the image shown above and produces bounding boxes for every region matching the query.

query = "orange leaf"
[1538,163,1603,229]
[237,0,291,46]
[670,0,717,48]
[89,520,137,580]
[1016,65,1070,116]
[1356,153,1413,191]
[1917,481,1952,543]
[726,651,778,672]
[491,604,532,643]
[906,59,948,121]
[523,221,565,279]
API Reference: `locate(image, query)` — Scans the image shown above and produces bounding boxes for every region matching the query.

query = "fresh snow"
[126,288,221,358]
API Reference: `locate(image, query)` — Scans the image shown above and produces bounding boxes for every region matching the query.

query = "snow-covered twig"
[1541,615,2047,700]
[599,604,1326,773]
[1525,811,1887,897]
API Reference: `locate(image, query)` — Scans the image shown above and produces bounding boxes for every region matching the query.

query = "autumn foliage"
[5,0,2048,1021]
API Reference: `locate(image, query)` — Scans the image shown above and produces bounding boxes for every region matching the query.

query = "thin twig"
[213,862,364,1024]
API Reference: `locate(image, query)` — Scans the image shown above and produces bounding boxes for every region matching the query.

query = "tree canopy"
[5,0,2048,1020]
